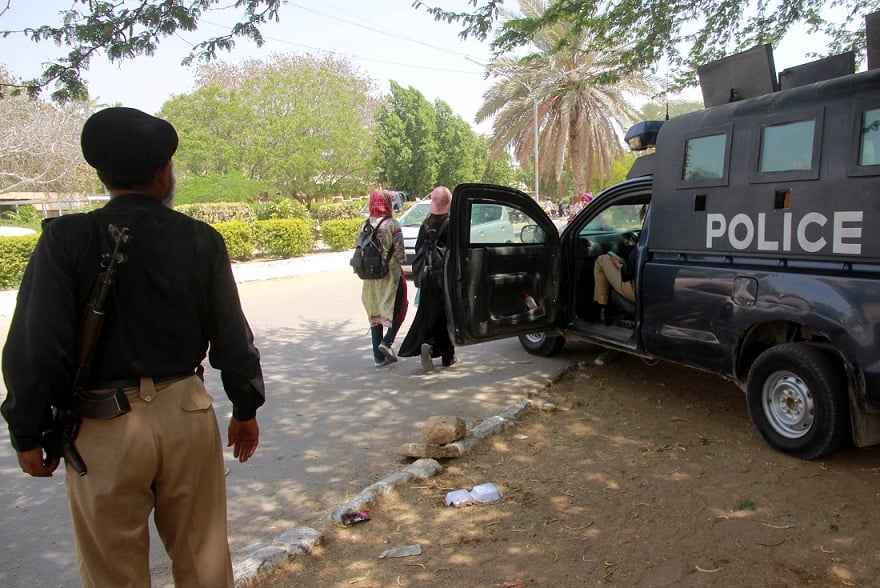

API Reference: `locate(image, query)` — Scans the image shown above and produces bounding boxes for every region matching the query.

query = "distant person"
[557,200,566,217]
[399,186,455,372]
[360,190,408,366]
[568,193,592,224]
[1,106,265,587]
[391,191,404,212]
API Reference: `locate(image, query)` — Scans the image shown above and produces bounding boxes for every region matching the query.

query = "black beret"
[81,107,178,175]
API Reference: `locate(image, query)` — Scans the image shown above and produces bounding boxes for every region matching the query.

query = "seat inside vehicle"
[567,197,650,330]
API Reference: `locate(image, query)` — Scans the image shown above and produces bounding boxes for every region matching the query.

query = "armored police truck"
[442,32,880,459]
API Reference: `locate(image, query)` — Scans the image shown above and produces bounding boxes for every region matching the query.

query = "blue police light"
[624,120,664,151]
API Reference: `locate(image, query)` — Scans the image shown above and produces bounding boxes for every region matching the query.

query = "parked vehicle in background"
[469,203,515,244]
[0,227,37,236]
[398,199,431,273]
[391,191,412,211]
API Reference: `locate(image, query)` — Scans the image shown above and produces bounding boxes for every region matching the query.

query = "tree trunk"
[568,121,588,196]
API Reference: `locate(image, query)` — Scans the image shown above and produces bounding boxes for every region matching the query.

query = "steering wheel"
[621,230,640,246]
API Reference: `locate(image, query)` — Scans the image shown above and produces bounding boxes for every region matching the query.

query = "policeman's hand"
[228,417,260,463]
[610,257,622,269]
[17,447,60,477]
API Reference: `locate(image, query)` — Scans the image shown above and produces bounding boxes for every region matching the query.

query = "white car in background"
[0,227,37,237]
[398,200,432,274]
[398,200,517,274]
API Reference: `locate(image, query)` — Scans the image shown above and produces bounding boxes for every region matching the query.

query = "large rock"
[425,415,466,444]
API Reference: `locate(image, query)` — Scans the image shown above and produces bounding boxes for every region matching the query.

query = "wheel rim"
[762,369,815,439]
[523,332,545,345]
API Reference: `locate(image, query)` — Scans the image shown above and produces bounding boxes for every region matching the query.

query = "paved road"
[0,252,592,587]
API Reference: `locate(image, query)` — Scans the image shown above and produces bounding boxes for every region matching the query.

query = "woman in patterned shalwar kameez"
[361,190,408,367]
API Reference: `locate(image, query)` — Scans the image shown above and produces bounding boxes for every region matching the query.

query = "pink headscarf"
[368,190,393,218]
[429,186,452,215]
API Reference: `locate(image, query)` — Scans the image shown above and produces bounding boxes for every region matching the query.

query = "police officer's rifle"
[42,224,132,476]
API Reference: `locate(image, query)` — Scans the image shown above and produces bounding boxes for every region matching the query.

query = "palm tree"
[476,0,657,197]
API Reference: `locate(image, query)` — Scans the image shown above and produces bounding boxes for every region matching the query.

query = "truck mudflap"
[850,404,880,447]
[851,361,880,447]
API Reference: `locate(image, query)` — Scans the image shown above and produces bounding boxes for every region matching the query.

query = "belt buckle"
[111,388,133,414]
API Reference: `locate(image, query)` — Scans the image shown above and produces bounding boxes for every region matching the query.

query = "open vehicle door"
[444,183,561,346]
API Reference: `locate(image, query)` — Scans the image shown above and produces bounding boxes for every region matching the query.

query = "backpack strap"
[436,217,450,240]
[374,216,394,264]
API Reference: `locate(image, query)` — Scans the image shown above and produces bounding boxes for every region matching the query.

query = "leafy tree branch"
[0,0,282,102]
[414,0,880,89]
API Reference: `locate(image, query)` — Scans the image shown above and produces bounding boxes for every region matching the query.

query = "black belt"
[84,373,195,390]
[75,373,197,420]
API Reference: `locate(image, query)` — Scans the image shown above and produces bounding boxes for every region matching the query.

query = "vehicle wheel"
[746,343,849,460]
[518,332,565,357]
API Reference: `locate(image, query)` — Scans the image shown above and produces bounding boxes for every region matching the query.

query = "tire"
[518,332,565,357]
[746,343,849,460]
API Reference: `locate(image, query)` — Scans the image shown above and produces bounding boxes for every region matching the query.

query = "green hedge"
[253,218,314,258]
[0,234,40,289]
[0,202,335,288]
[312,198,367,221]
[213,221,254,261]
[252,198,311,221]
[320,218,364,251]
[316,201,365,222]
[176,202,257,225]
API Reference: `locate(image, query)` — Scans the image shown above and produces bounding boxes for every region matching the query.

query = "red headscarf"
[369,190,393,218]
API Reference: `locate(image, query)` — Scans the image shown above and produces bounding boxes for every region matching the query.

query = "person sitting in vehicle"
[593,242,638,326]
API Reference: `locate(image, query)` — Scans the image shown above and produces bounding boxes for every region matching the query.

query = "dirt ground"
[257,351,880,588]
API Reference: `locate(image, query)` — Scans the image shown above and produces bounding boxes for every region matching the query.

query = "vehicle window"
[760,119,815,172]
[468,203,539,245]
[683,133,726,180]
[472,204,502,226]
[579,203,648,236]
[859,108,880,166]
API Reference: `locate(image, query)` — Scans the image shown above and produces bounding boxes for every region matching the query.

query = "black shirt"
[1,194,265,451]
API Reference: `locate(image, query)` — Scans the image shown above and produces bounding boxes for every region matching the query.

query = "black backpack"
[351,217,393,280]
[412,218,448,291]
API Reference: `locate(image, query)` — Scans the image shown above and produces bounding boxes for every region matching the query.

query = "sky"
[0,0,861,136]
[1,0,502,132]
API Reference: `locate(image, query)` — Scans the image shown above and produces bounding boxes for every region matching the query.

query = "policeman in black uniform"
[1,107,265,587]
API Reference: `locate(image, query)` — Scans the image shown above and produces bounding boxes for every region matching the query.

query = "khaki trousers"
[593,254,636,305]
[66,376,233,588]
